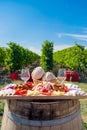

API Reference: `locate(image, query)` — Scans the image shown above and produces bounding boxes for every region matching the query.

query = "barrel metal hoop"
[4,109,80,127]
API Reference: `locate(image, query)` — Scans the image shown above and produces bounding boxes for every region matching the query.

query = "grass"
[0,100,4,128]
[78,82,87,123]
[65,81,87,126]
[0,80,87,129]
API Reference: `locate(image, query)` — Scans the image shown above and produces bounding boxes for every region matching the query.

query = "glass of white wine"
[21,67,30,83]
[57,68,66,84]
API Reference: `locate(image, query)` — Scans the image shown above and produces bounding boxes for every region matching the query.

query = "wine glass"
[57,68,66,84]
[21,67,30,83]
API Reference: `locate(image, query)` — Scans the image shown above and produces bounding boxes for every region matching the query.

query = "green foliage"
[5,42,40,72]
[0,101,4,115]
[84,49,87,68]
[53,44,85,70]
[83,121,87,130]
[23,48,40,66]
[0,100,5,128]
[7,42,25,71]
[0,42,40,72]
[40,40,53,71]
[0,47,6,67]
[4,48,12,71]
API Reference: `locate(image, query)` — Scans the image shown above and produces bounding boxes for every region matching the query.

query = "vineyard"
[0,41,87,129]
[0,41,87,75]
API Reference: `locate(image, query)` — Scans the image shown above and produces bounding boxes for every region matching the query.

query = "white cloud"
[27,44,87,55]
[54,44,72,52]
[29,46,41,55]
[28,44,73,55]
[57,32,87,41]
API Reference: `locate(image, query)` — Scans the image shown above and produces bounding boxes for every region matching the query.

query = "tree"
[53,43,85,71]
[84,49,87,68]
[40,40,53,71]
[7,42,25,71]
[0,47,6,67]
[23,48,40,66]
[4,47,12,71]
[7,42,40,72]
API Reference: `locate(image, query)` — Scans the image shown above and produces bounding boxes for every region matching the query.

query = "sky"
[0,0,87,54]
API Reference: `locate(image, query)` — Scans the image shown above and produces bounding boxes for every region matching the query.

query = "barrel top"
[0,95,87,100]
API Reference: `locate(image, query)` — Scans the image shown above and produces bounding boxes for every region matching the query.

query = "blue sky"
[0,0,87,54]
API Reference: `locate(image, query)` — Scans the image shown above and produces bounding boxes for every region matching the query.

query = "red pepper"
[63,86,69,92]
[14,89,20,95]
[14,89,27,96]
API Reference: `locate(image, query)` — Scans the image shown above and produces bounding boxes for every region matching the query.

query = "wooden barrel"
[1,99,83,130]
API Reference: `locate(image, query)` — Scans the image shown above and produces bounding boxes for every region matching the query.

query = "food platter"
[0,80,87,100]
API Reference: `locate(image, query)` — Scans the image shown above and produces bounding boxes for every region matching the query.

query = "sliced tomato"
[27,82,34,88]
[42,88,48,93]
[41,90,53,96]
